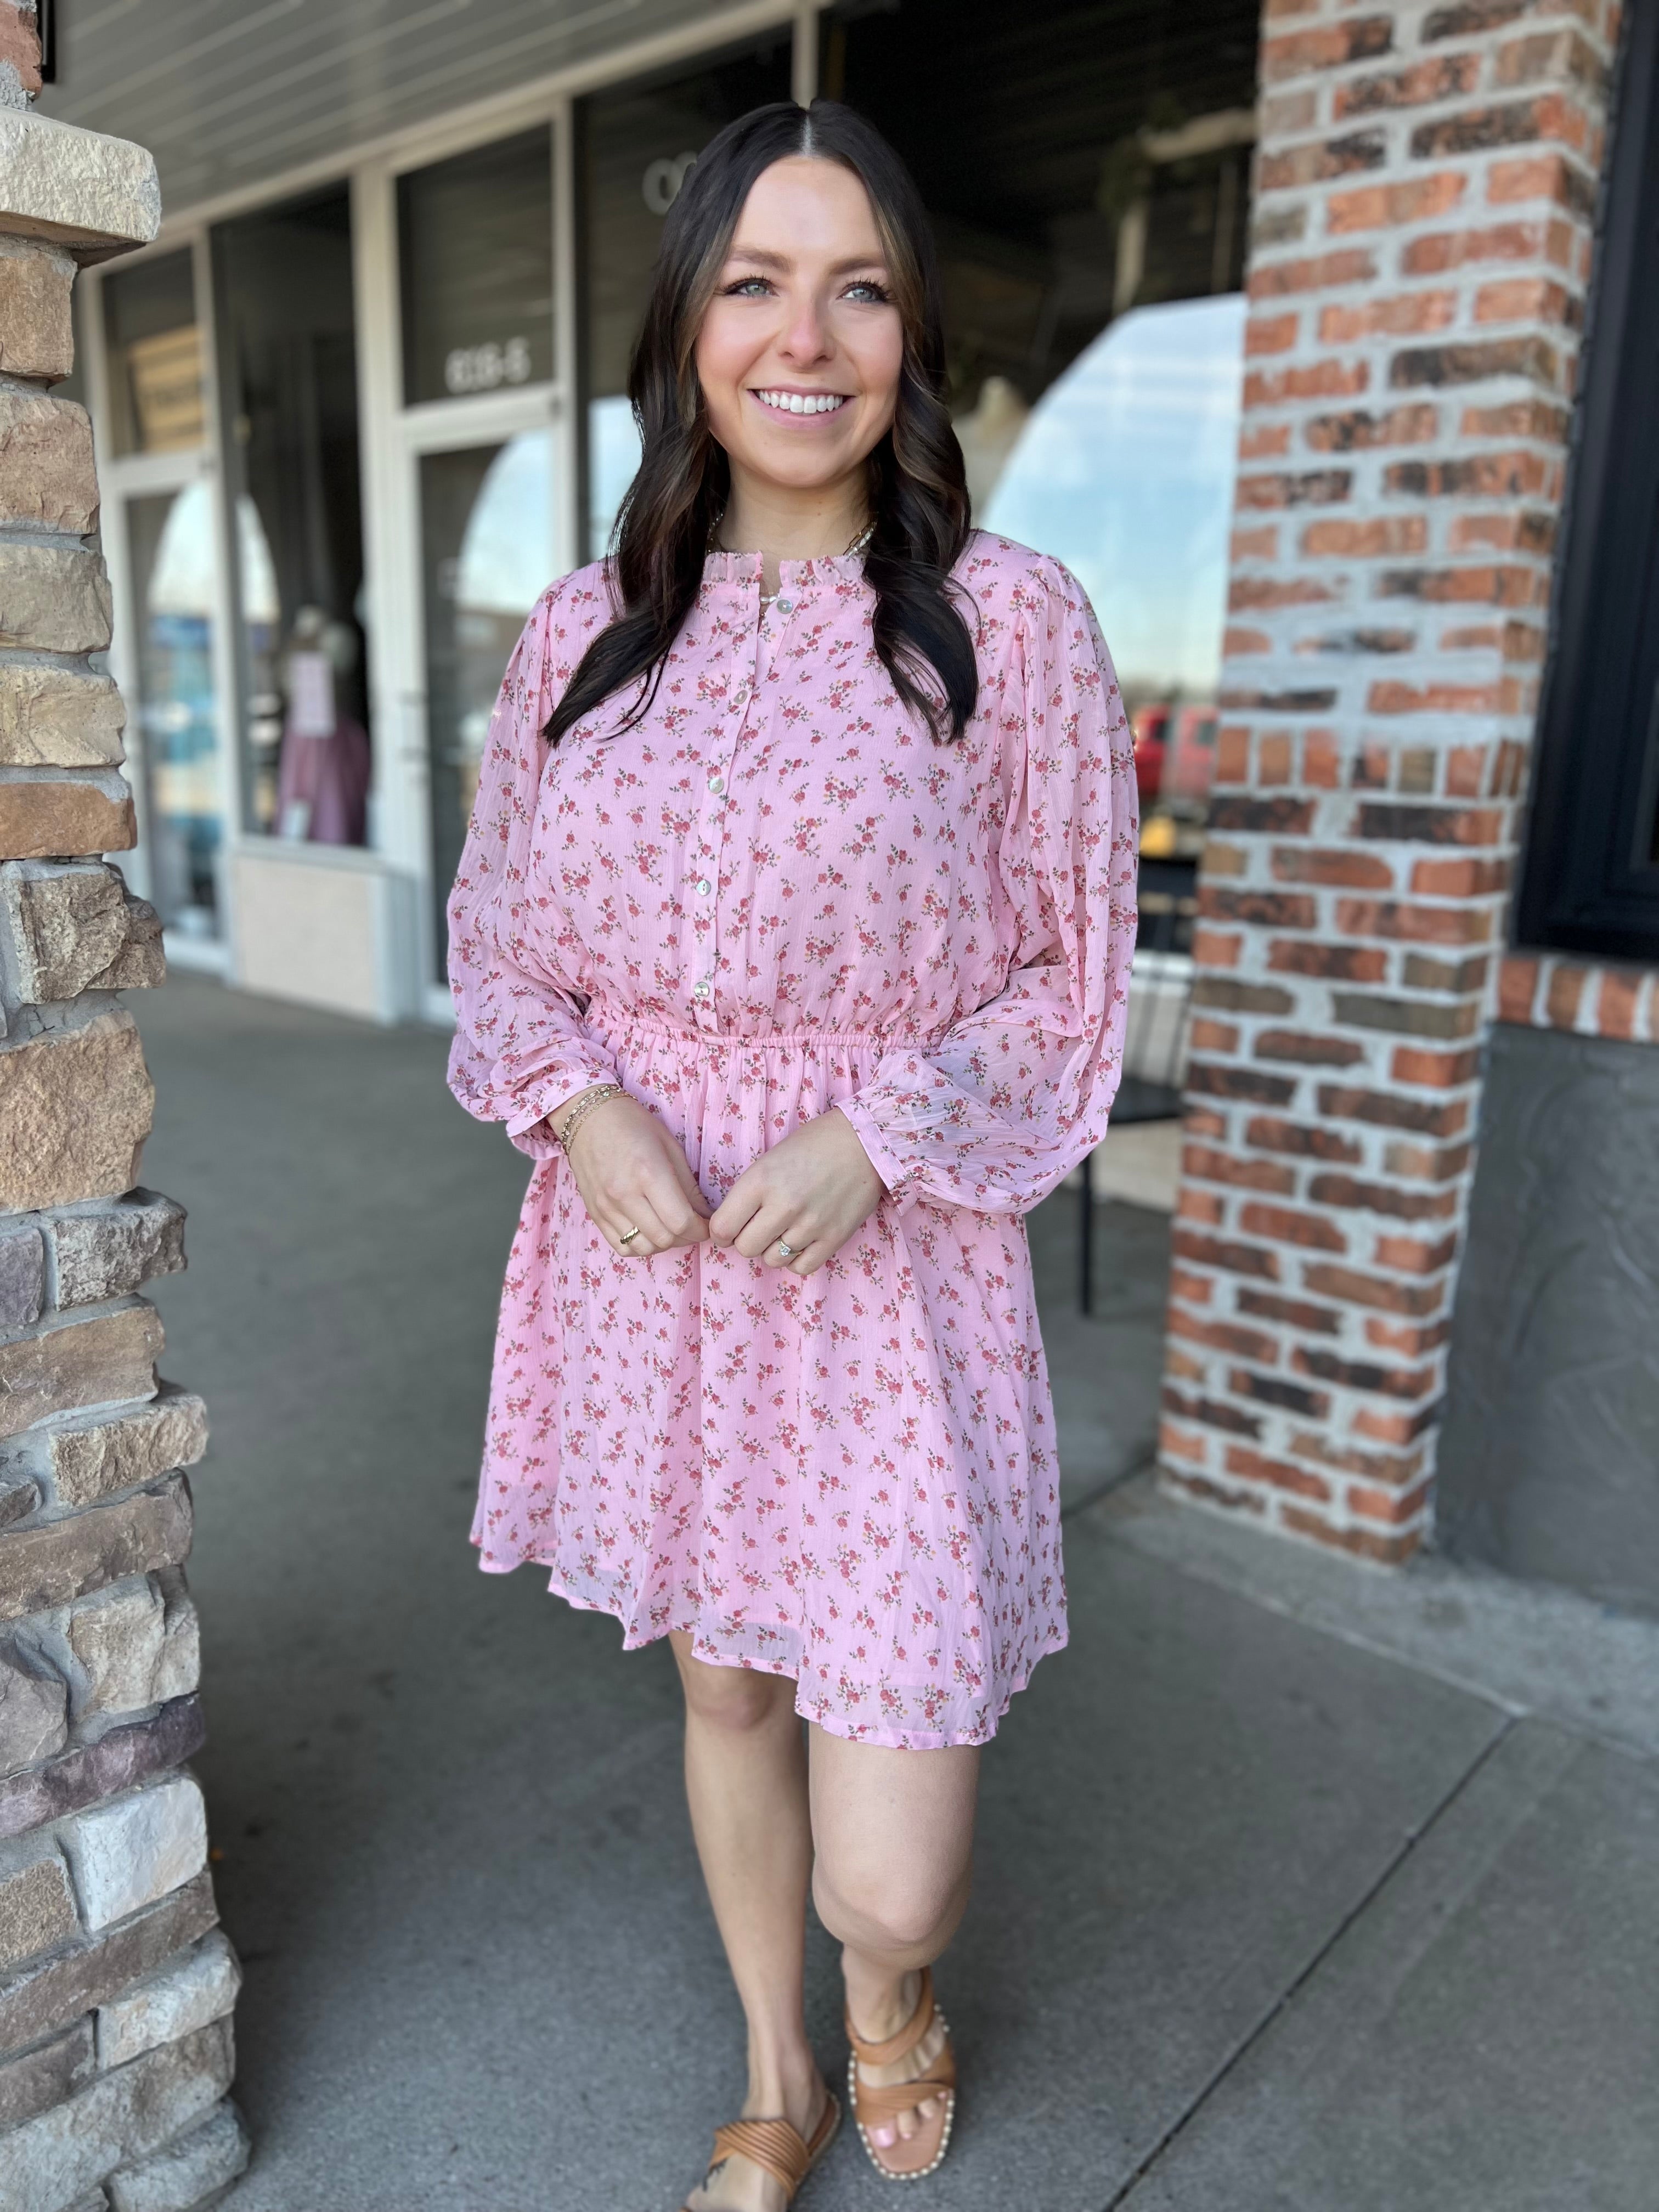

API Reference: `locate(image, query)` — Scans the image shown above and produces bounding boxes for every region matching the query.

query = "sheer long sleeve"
[839,561,1139,1217]
[446,587,619,1159]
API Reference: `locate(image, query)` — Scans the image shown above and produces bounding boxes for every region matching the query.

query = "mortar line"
[1096,1714,1519,2212]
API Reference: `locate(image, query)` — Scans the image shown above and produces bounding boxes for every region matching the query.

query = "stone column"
[1156,0,1618,1560]
[0,7,248,2207]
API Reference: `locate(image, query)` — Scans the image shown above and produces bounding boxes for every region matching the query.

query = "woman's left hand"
[707,1108,886,1276]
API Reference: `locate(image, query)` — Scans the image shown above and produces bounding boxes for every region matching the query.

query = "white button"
[708,774,725,796]
[695,877,712,897]
[693,980,711,1000]
[776,597,792,613]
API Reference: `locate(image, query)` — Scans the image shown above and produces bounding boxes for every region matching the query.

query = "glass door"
[392,122,567,989]
[420,431,556,923]
[124,475,224,936]
[97,243,236,952]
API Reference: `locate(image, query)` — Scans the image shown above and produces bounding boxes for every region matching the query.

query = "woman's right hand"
[559,1089,711,1257]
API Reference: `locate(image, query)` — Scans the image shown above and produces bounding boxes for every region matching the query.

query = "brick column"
[0,8,249,2205]
[1158,0,1619,1560]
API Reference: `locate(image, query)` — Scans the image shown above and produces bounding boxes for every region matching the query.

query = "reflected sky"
[983,294,1245,702]
[458,430,556,613]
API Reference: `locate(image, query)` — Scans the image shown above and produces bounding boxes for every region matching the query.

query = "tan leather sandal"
[681,2090,840,2210]
[845,1966,957,2182]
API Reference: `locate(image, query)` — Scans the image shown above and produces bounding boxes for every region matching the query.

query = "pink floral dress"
[447,532,1138,1748]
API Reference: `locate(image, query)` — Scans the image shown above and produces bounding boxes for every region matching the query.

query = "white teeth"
[755,390,847,416]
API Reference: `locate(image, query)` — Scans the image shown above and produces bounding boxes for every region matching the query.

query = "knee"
[813,1854,968,1959]
[673,1647,793,1736]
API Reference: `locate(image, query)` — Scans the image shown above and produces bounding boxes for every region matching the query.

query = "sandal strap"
[844,1965,936,2067]
[710,2117,812,2197]
[851,2046,957,2129]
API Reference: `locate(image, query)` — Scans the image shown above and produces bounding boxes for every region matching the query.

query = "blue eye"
[845,281,891,305]
[726,276,772,297]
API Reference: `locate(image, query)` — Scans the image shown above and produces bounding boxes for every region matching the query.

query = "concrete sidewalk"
[131,974,1658,2212]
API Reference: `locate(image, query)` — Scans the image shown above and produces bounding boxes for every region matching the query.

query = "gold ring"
[618,1225,642,1248]
[775,1240,796,1260]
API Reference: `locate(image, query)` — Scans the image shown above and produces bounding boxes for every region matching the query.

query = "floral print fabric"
[448,533,1138,1747]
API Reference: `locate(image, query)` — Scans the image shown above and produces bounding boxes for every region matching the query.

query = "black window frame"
[1515,0,1659,962]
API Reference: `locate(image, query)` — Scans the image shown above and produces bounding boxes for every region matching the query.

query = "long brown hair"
[548,99,977,747]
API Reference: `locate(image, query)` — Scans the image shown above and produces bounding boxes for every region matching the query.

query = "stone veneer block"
[0,109,160,262]
[0,2015,94,2131]
[3,863,164,1000]
[0,1300,161,1444]
[109,2098,251,2212]
[60,1776,207,1933]
[0,664,126,768]
[95,1931,240,2069]
[0,391,98,532]
[0,541,112,651]
[0,1838,77,1973]
[0,1691,203,1843]
[0,1223,44,1327]
[0,1011,155,1211]
[66,1578,166,1720]
[3,2017,232,2212]
[0,776,135,860]
[0,1476,187,1627]
[0,7,42,102]
[0,238,75,380]
[0,1866,213,2053]
[0,1643,66,1774]
[51,1194,184,1308]
[38,1388,208,1512]
[22,1465,178,1607]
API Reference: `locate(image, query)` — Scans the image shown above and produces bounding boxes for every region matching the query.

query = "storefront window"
[128,484,222,935]
[983,292,1244,872]
[399,128,554,406]
[215,186,370,842]
[102,249,205,457]
[423,432,556,972]
[578,35,793,556]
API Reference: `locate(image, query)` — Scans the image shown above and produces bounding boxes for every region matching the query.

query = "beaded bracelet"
[556,1082,623,1154]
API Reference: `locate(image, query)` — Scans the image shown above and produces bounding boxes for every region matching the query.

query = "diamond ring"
[775,1240,796,1260]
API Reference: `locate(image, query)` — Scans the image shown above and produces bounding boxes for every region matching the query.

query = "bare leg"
[672,1635,830,2212]
[809,1729,980,2156]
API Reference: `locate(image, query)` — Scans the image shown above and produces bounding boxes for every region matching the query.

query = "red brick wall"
[1159,0,1622,1561]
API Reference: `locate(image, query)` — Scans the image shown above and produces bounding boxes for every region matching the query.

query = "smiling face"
[694,156,905,505]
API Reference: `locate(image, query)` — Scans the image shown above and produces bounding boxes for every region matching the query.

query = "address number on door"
[444,337,534,394]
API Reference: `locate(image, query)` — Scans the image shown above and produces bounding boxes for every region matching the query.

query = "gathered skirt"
[472,1008,1068,1749]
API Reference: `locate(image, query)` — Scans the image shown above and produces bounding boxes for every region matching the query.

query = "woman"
[447,100,1137,2211]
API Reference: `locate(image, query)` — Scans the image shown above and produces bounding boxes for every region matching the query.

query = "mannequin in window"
[275,606,371,846]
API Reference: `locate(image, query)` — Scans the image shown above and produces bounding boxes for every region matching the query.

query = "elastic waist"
[584,1004,933,1052]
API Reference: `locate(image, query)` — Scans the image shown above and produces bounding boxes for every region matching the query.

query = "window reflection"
[424,431,556,974]
[983,293,1244,861]
[103,250,205,458]
[128,483,222,935]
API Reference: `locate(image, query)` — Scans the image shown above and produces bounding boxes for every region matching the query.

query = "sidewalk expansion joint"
[1096,1714,1519,2212]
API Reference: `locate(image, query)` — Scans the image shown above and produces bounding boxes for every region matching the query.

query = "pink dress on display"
[447,532,1138,1748]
